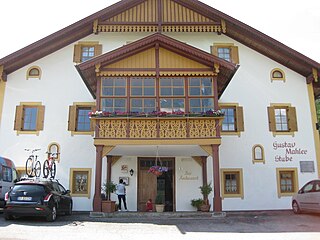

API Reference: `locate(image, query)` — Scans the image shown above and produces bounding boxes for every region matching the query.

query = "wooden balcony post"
[212,144,222,212]
[93,145,103,212]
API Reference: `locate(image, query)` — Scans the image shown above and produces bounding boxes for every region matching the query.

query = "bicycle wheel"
[34,161,41,177]
[50,161,56,179]
[43,160,49,178]
[25,157,33,177]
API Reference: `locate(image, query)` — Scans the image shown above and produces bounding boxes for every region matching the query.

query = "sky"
[0,0,319,62]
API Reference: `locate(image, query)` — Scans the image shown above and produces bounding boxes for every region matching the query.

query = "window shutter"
[68,105,77,131]
[73,44,82,63]
[288,107,298,132]
[267,106,276,132]
[14,106,23,130]
[211,45,218,56]
[94,44,102,57]
[36,105,45,131]
[90,105,95,131]
[236,106,244,132]
[231,46,239,64]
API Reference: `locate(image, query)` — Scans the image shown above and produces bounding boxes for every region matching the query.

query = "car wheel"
[65,202,72,216]
[4,213,13,220]
[292,201,301,214]
[46,204,57,222]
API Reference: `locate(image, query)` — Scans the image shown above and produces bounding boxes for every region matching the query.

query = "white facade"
[0,16,319,211]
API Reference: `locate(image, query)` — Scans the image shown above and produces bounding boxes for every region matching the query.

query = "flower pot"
[102,200,116,213]
[155,204,165,212]
[200,204,211,212]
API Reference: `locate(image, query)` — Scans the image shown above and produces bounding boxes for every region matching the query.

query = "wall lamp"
[129,169,134,176]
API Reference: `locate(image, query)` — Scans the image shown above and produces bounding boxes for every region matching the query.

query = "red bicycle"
[43,152,57,179]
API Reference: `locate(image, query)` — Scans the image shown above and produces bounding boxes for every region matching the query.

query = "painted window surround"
[68,102,95,136]
[220,168,244,199]
[276,168,298,198]
[69,168,92,198]
[219,103,244,137]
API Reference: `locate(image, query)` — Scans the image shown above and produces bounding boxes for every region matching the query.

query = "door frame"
[137,157,176,212]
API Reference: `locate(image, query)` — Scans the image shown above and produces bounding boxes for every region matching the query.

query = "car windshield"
[12,184,45,194]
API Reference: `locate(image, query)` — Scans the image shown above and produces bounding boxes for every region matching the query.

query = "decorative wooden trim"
[102,146,115,157]
[313,68,318,82]
[111,156,122,166]
[191,156,202,166]
[200,145,213,156]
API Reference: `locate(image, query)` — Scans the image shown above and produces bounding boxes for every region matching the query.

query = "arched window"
[271,68,285,82]
[26,66,41,79]
[47,142,60,162]
[252,144,265,164]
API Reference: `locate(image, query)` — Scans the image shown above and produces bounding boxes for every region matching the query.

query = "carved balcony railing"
[91,116,223,140]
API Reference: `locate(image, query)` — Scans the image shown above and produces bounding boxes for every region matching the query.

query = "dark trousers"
[118,194,127,210]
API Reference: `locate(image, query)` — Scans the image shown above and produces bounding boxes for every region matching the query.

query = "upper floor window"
[252,144,265,164]
[68,102,95,135]
[211,43,239,64]
[160,78,184,96]
[189,77,212,96]
[131,77,155,96]
[131,99,156,113]
[26,66,41,79]
[73,42,102,63]
[101,98,126,113]
[220,104,244,135]
[160,98,185,112]
[271,68,286,82]
[101,77,126,96]
[189,98,213,113]
[268,104,297,135]
[14,103,45,135]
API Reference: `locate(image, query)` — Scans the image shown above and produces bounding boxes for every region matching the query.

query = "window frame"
[276,168,298,197]
[219,103,244,136]
[69,168,92,198]
[26,66,42,80]
[221,168,244,199]
[14,102,45,135]
[68,102,95,136]
[252,144,265,164]
[271,68,286,82]
[211,43,239,64]
[73,41,102,63]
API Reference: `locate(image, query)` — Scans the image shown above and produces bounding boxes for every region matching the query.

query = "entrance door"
[138,157,174,212]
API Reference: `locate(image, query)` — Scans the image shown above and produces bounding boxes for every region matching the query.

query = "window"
[14,103,45,135]
[189,98,213,113]
[221,169,244,199]
[252,144,265,164]
[220,104,244,135]
[131,77,155,96]
[211,44,239,64]
[47,142,61,162]
[160,77,184,96]
[68,102,95,135]
[268,104,297,135]
[2,166,12,182]
[26,66,41,79]
[101,98,126,113]
[69,168,92,198]
[160,98,185,112]
[131,99,156,113]
[101,77,126,96]
[271,68,286,82]
[276,168,298,197]
[189,77,212,96]
[73,42,102,63]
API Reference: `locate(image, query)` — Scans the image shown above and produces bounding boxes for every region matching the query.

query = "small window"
[70,168,92,198]
[101,98,127,113]
[220,104,244,135]
[188,77,213,96]
[2,166,13,182]
[14,103,45,135]
[160,77,185,96]
[160,98,185,112]
[268,104,297,136]
[73,42,102,63]
[131,98,156,113]
[276,168,298,197]
[26,66,41,79]
[189,98,214,113]
[47,142,61,162]
[211,44,239,64]
[271,68,286,82]
[221,168,244,199]
[131,77,156,96]
[101,77,126,97]
[252,144,265,164]
[68,102,95,135]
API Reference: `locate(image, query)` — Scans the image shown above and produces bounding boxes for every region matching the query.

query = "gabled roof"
[76,33,238,98]
[0,0,319,94]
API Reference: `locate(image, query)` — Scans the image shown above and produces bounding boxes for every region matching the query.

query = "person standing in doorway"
[116,179,128,211]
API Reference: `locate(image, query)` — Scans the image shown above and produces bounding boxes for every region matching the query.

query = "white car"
[292,179,320,214]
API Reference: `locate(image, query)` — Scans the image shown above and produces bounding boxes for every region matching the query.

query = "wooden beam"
[103,146,115,156]
[200,145,213,156]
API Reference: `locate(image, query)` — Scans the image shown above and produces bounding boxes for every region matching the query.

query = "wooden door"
[138,169,157,211]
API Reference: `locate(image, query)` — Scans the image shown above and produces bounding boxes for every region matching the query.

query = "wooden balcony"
[92,116,223,146]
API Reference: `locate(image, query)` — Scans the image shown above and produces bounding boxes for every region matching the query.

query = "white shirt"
[116,183,126,195]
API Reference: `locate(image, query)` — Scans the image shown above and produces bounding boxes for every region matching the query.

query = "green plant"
[191,198,204,210]
[155,193,164,204]
[200,182,213,205]
[101,181,116,200]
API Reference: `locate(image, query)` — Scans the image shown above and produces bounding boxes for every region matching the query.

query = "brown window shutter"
[73,44,82,63]
[231,46,239,64]
[236,106,244,132]
[267,106,276,132]
[14,105,24,130]
[211,45,218,56]
[68,105,77,131]
[94,44,102,57]
[36,105,45,131]
[288,107,298,132]
[90,105,95,131]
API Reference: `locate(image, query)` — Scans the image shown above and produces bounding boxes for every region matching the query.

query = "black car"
[3,179,72,221]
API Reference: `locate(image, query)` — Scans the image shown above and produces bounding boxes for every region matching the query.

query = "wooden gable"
[95,0,225,33]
